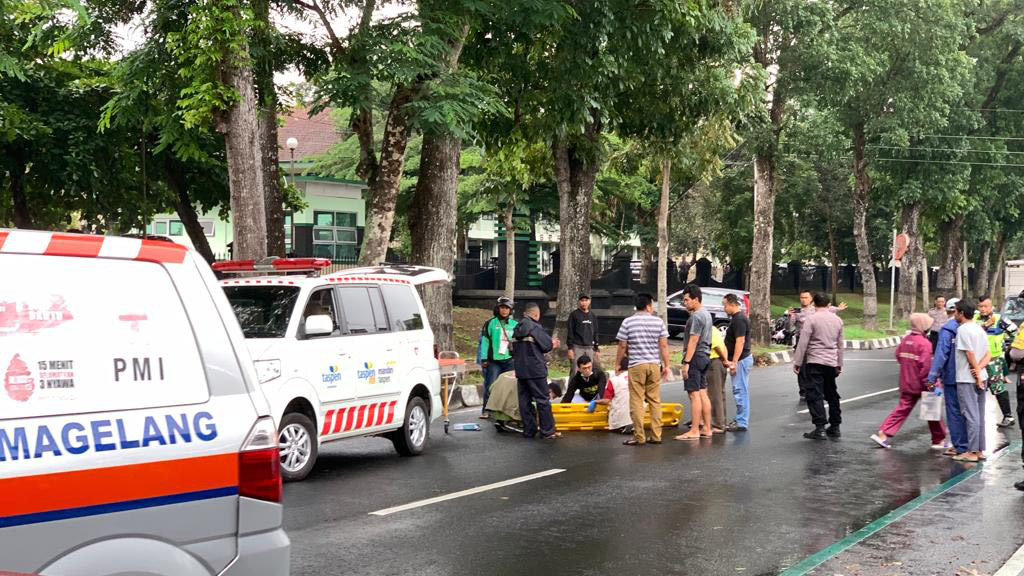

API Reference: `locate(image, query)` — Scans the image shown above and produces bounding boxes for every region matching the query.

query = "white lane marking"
[369,468,566,516]
[798,387,899,414]
[994,541,1024,576]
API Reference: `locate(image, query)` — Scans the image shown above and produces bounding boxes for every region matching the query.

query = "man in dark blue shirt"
[513,302,561,439]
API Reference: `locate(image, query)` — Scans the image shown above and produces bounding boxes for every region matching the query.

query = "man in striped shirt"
[615,293,671,446]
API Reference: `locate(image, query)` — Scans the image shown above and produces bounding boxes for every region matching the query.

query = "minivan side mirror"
[304,314,333,337]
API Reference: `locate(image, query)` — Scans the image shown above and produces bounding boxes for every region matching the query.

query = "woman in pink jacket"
[871,313,947,449]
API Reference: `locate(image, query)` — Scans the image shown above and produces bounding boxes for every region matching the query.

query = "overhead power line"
[867,145,1024,155]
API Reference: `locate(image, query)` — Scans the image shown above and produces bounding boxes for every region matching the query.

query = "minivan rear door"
[0,243,250,575]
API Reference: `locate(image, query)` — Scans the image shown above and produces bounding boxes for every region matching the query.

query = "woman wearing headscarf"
[871,313,948,449]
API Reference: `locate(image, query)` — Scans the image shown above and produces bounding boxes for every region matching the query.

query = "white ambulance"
[215,260,447,481]
[0,230,289,576]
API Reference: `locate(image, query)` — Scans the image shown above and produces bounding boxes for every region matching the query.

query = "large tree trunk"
[410,131,460,352]
[261,107,285,257]
[748,19,784,345]
[164,156,216,263]
[553,131,600,344]
[896,202,922,319]
[657,159,671,324]
[937,216,963,297]
[975,242,992,299]
[221,54,267,261]
[749,152,776,344]
[503,202,516,298]
[851,122,878,331]
[252,0,284,257]
[358,86,414,265]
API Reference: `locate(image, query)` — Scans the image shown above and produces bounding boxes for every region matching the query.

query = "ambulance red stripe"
[385,401,397,424]
[44,233,104,258]
[331,407,348,434]
[0,453,238,520]
[365,403,378,428]
[321,410,335,435]
[0,231,187,264]
[354,405,368,430]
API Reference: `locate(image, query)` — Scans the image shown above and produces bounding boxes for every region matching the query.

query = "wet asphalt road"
[282,349,1022,576]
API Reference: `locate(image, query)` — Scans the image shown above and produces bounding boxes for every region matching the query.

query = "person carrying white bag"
[871,313,948,449]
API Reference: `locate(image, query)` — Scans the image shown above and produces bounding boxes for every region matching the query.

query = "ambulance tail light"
[238,416,282,503]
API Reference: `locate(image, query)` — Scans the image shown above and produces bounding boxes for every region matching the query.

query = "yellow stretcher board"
[550,403,683,431]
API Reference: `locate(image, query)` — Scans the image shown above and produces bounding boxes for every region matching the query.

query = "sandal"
[541,432,562,439]
[952,453,979,462]
[623,439,645,446]
[712,428,726,435]
[675,433,700,441]
[942,447,958,456]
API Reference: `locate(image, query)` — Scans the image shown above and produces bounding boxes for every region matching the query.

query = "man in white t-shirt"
[953,300,991,463]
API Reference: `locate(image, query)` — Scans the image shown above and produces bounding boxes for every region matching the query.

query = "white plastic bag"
[918,391,943,421]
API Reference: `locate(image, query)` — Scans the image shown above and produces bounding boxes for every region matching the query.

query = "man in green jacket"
[477,297,518,419]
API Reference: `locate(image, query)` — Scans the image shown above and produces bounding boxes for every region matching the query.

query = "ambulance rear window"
[0,254,210,420]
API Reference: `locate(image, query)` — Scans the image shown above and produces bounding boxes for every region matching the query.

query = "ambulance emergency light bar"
[211,257,332,275]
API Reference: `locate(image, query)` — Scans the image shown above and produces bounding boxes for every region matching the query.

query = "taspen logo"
[322,365,343,384]
[357,362,376,384]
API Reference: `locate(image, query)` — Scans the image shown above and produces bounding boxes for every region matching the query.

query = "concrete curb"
[759,335,903,365]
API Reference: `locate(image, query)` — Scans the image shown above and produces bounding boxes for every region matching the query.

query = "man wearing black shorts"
[675,284,714,441]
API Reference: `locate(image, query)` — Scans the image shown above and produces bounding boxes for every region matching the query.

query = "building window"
[313,210,359,262]
[150,219,214,237]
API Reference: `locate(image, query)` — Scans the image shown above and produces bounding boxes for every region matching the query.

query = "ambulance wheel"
[279,412,318,482]
[392,397,429,456]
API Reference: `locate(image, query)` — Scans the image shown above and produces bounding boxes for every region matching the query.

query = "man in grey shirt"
[676,284,714,441]
[952,299,991,462]
[793,292,844,440]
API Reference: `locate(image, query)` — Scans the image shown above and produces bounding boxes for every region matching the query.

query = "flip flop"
[541,432,562,439]
[712,428,726,435]
[952,453,979,462]
[623,439,645,446]
[674,434,700,441]
[942,447,958,456]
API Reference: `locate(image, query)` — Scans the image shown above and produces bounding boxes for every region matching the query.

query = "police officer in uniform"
[513,302,561,439]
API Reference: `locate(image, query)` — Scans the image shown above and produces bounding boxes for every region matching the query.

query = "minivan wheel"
[391,397,429,456]
[278,412,318,482]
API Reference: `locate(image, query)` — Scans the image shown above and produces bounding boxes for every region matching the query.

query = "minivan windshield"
[224,286,300,338]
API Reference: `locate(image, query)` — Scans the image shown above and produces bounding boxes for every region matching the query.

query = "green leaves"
[168,0,257,129]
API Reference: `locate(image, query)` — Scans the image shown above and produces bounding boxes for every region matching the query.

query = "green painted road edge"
[779,440,1023,576]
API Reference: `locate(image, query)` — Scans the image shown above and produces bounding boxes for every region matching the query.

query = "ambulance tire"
[279,412,318,482]
[391,396,429,456]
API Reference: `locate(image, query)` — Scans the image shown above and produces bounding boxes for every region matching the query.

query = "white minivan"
[215,261,447,481]
[0,230,289,576]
